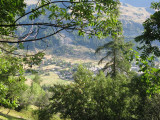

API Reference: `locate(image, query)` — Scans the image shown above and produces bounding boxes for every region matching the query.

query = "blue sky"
[120,0,159,7]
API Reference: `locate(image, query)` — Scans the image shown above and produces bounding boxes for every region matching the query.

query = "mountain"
[120,3,151,24]
[120,3,152,37]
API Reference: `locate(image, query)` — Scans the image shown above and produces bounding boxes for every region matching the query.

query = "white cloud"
[25,0,38,5]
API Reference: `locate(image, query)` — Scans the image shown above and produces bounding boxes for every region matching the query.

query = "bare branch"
[0,27,66,43]
[0,23,75,27]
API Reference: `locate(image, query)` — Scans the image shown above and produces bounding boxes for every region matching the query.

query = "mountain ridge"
[120,3,151,24]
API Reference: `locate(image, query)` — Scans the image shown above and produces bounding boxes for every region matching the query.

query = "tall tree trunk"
[112,48,116,77]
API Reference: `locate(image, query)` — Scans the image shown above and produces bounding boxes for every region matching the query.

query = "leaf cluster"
[0,0,26,36]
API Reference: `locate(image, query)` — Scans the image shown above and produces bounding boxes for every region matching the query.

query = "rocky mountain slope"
[120,3,153,37]
[120,3,151,24]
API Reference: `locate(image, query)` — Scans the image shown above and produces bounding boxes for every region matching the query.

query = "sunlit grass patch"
[0,106,32,120]
[40,72,71,86]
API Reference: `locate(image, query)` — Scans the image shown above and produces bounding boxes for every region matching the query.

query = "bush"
[128,74,160,120]
[40,65,133,120]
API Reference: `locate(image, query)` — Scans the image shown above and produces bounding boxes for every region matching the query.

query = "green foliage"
[31,82,44,98]
[134,52,160,96]
[17,81,49,111]
[22,0,121,40]
[95,3,133,77]
[126,49,160,119]
[128,71,160,119]
[23,52,45,67]
[0,52,26,108]
[0,0,121,43]
[0,0,26,36]
[96,36,133,77]
[132,2,160,119]
[41,65,133,120]
[135,1,160,58]
[32,74,42,85]
[132,1,160,112]
[142,94,160,120]
[29,75,49,109]
[16,86,32,111]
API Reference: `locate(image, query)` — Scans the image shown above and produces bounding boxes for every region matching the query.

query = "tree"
[127,54,160,119]
[135,1,160,59]
[32,73,42,85]
[0,50,27,108]
[94,2,133,77]
[133,1,160,101]
[0,0,44,66]
[39,65,133,120]
[96,36,132,77]
[0,0,120,44]
[95,11,133,77]
[0,0,44,108]
[132,2,160,118]
[0,0,26,36]
[0,0,122,67]
[17,76,49,111]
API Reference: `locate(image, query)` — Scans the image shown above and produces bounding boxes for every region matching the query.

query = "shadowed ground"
[0,112,26,120]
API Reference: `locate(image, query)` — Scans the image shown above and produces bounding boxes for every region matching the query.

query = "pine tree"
[96,35,132,77]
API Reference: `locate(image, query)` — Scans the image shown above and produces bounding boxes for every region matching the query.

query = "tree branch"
[14,0,96,23]
[0,28,65,43]
[0,23,76,27]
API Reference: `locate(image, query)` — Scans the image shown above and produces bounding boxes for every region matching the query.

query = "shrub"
[41,65,133,120]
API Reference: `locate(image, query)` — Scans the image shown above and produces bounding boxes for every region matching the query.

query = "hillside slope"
[120,3,152,37]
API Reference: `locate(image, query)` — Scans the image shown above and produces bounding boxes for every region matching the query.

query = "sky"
[120,0,159,7]
[25,0,38,5]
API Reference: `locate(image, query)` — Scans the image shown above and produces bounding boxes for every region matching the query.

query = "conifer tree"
[95,5,133,77]
[96,35,132,77]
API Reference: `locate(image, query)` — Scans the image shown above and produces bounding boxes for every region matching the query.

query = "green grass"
[0,106,70,120]
[0,107,33,120]
[25,72,71,86]
[40,72,71,86]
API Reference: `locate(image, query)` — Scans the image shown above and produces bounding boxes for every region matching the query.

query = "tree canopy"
[0,0,120,44]
[0,51,26,108]
[95,36,132,77]
[135,1,160,59]
[0,0,26,36]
